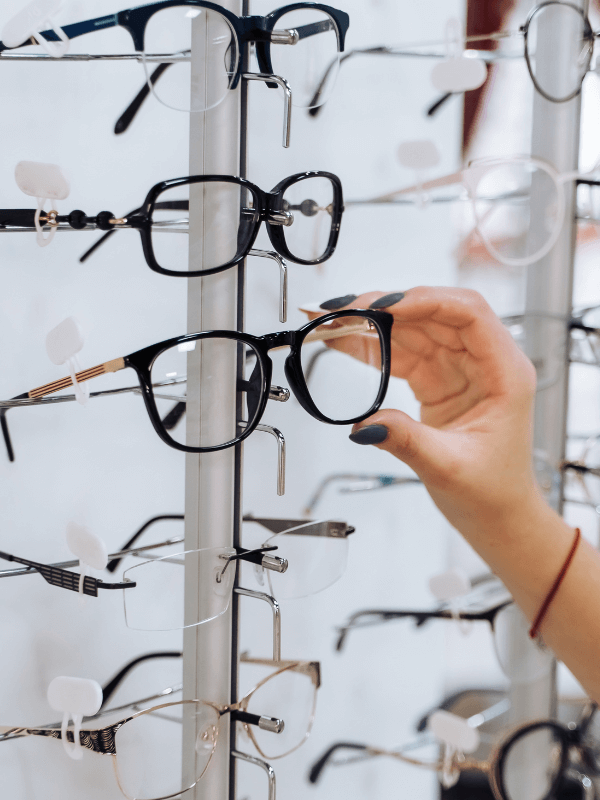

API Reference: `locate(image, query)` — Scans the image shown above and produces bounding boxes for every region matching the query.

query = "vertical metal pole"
[505,1,585,792]
[182,4,243,800]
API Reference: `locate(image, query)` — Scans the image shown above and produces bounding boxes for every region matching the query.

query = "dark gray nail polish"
[349,424,389,445]
[369,292,405,309]
[319,294,358,310]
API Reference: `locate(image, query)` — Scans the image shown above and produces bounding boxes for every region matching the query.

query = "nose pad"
[195,721,218,756]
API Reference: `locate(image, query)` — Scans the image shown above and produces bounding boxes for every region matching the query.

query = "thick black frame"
[125,309,392,452]
[0,1,349,84]
[1,310,392,458]
[0,171,344,278]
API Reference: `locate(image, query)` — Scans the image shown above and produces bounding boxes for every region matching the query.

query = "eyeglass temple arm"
[106,514,184,573]
[416,691,510,734]
[114,62,171,134]
[366,170,464,204]
[235,587,281,661]
[232,750,276,800]
[100,651,183,709]
[308,742,369,783]
[0,549,135,597]
[78,200,189,264]
[304,472,402,516]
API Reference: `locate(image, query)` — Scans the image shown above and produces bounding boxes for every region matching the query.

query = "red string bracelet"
[528,528,581,640]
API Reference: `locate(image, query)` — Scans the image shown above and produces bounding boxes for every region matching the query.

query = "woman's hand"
[311,287,545,553]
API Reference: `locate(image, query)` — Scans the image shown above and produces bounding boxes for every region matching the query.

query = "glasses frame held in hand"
[0,309,392,460]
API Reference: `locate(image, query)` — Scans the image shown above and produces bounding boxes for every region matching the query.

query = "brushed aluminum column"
[182,4,243,800]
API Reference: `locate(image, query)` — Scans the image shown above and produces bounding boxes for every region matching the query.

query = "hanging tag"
[429,709,480,789]
[66,522,108,603]
[431,18,487,93]
[2,0,69,57]
[397,140,441,208]
[429,569,471,635]
[15,161,70,247]
[45,317,89,405]
[47,676,102,760]
[429,569,470,602]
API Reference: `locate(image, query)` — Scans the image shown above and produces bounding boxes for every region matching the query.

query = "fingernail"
[369,292,405,309]
[349,424,389,445]
[319,294,357,310]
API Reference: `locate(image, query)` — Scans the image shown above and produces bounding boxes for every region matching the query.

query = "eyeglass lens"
[281,176,336,261]
[498,723,566,800]
[301,315,384,421]
[143,6,238,113]
[114,700,219,800]
[526,3,592,102]
[269,9,340,108]
[122,546,236,631]
[243,666,316,758]
[151,181,260,273]
[261,530,349,599]
[472,160,560,265]
[149,338,264,449]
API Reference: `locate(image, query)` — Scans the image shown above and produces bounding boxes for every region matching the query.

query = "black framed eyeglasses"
[1,171,344,274]
[0,2,349,126]
[0,309,392,461]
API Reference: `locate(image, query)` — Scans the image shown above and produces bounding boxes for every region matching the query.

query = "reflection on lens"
[122,546,236,631]
[493,604,553,683]
[301,315,384,422]
[150,338,263,450]
[245,666,317,758]
[264,529,349,599]
[269,9,340,107]
[526,3,591,102]
[498,724,565,800]
[114,701,219,800]
[151,181,259,274]
[281,176,335,262]
[472,160,560,266]
[143,6,238,112]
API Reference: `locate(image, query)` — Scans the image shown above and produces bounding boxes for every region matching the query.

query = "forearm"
[447,491,600,702]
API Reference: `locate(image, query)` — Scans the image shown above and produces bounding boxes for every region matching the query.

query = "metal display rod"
[506,0,585,793]
[182,3,243,799]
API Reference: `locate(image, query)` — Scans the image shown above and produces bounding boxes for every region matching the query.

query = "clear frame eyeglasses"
[0,309,393,462]
[308,701,600,800]
[0,652,321,800]
[0,512,355,629]
[361,155,599,268]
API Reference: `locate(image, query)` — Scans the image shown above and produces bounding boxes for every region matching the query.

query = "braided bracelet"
[529,528,581,640]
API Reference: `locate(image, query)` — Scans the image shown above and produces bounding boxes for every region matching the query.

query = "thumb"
[349,409,454,485]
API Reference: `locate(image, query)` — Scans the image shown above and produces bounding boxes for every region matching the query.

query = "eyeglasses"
[0,652,320,800]
[1,171,343,273]
[0,540,283,632]
[308,1,599,119]
[362,155,597,268]
[0,309,392,462]
[106,511,356,601]
[308,701,599,800]
[0,2,349,144]
[303,471,422,515]
[335,582,552,684]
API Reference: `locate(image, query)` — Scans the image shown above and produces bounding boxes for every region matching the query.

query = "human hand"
[310,287,544,554]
